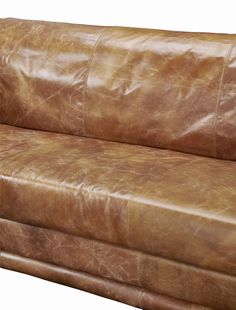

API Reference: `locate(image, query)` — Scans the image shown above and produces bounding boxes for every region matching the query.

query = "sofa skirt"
[1,251,209,310]
[1,218,235,309]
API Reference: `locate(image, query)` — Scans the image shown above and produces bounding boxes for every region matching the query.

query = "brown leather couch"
[0,18,236,310]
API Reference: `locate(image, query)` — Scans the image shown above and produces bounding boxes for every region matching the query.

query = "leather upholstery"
[0,19,102,135]
[1,252,210,310]
[1,124,236,278]
[1,18,236,159]
[0,18,236,309]
[1,219,236,309]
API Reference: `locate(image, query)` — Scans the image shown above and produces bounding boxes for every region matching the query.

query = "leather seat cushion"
[1,124,236,276]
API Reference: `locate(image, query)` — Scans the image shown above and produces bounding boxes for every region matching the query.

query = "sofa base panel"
[0,251,209,310]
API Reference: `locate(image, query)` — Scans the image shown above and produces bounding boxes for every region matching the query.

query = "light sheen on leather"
[1,18,236,310]
[0,18,236,159]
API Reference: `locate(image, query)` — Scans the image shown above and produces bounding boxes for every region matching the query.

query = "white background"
[1,0,236,309]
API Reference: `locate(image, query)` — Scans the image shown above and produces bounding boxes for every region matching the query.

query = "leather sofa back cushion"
[0,18,236,160]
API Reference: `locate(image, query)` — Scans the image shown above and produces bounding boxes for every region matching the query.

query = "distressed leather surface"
[1,18,236,159]
[1,219,236,309]
[0,252,210,310]
[1,18,236,309]
[1,125,236,279]
[0,18,102,135]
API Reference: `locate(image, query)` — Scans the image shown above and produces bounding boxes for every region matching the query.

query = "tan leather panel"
[0,18,236,159]
[141,255,236,309]
[0,218,140,286]
[1,220,236,309]
[0,252,210,310]
[1,125,236,277]
[85,27,232,158]
[0,18,103,134]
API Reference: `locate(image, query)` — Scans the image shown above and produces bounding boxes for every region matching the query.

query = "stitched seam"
[82,27,107,135]
[139,289,145,308]
[214,43,234,157]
